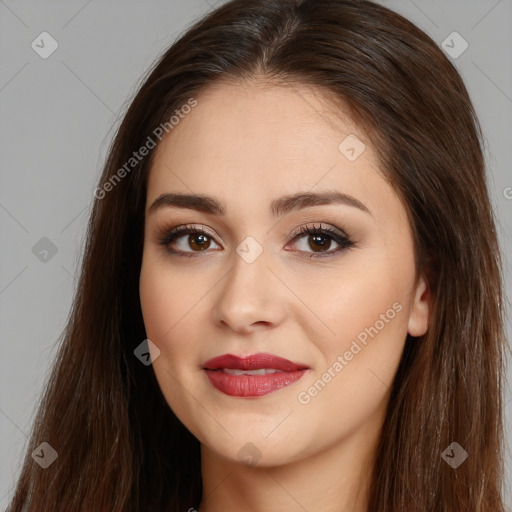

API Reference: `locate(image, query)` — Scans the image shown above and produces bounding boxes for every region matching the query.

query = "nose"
[211,248,287,334]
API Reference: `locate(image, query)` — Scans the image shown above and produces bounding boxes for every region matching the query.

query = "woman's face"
[139,80,430,467]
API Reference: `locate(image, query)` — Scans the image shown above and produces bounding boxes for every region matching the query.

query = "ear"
[407,273,431,337]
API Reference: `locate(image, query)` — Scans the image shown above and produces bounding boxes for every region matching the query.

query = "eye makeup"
[155,221,356,260]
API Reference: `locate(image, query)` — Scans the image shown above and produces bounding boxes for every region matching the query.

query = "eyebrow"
[148,190,372,218]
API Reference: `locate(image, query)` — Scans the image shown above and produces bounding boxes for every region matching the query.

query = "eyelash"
[156,223,355,259]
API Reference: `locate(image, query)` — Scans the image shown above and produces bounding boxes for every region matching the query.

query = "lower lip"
[203,369,308,397]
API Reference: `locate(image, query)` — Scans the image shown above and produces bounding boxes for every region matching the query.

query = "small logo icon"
[134,339,160,366]
[31,32,59,59]
[441,32,468,59]
[32,237,58,263]
[236,442,262,466]
[32,441,58,468]
[236,236,263,264]
[338,134,366,161]
[441,442,468,469]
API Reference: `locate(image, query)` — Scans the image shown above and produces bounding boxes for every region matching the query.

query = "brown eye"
[157,224,221,257]
[187,233,212,251]
[158,223,354,259]
[168,231,220,253]
[293,232,339,254]
[288,223,355,258]
[307,233,333,252]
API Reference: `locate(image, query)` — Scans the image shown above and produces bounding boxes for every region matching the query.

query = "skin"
[139,79,430,512]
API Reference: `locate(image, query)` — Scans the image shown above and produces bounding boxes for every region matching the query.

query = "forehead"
[153,79,361,163]
[146,80,400,226]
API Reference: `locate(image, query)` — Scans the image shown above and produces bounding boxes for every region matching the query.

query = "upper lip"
[202,353,309,372]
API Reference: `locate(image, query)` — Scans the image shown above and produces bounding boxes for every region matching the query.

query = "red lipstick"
[202,353,309,397]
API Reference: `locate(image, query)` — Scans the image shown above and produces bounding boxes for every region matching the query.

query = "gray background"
[1,0,511,508]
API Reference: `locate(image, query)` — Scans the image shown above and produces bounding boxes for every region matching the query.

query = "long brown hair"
[7,0,507,510]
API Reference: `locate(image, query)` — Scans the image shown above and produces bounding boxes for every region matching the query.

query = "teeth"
[222,368,285,375]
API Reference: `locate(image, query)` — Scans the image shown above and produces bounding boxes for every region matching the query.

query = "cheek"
[139,255,199,420]
[319,279,407,385]
[294,293,407,441]
[139,253,190,359]
[139,250,214,401]
[294,253,412,421]
[291,249,410,347]
[139,259,169,341]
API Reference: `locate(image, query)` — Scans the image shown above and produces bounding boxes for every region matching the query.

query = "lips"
[203,353,308,372]
[202,353,309,397]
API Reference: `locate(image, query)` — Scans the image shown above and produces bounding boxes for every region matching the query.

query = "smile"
[202,353,309,397]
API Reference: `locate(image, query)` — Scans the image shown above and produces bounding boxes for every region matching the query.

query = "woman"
[7,0,507,510]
